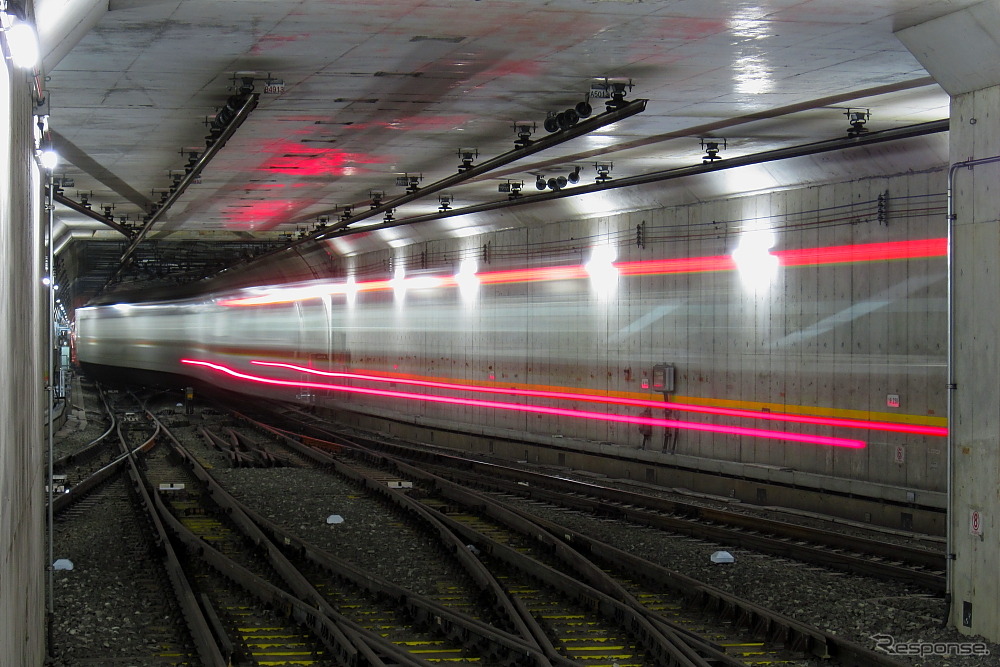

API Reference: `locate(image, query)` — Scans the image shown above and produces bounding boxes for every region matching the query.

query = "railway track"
[325,455,672,665]
[429,465,946,593]
[50,388,161,514]
[55,388,915,666]
[52,474,199,665]
[221,407,910,666]
[140,443,342,665]
[51,385,125,493]
[149,405,562,665]
[265,407,944,593]
[49,392,198,665]
[190,407,772,664]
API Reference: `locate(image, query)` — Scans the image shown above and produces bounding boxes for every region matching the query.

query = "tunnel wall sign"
[970,510,983,537]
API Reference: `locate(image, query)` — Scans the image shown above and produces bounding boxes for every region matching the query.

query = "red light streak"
[182,358,866,449]
[776,238,947,266]
[257,141,385,177]
[251,360,946,437]
[223,199,298,227]
[218,238,946,307]
[615,254,736,276]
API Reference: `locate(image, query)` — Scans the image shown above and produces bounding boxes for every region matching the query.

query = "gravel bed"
[48,400,994,667]
[553,469,946,551]
[52,380,112,461]
[343,427,946,552]
[47,478,192,666]
[493,495,997,667]
[209,442,993,667]
[216,466,480,603]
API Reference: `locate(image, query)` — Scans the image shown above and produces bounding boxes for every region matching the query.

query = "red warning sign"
[970,510,983,537]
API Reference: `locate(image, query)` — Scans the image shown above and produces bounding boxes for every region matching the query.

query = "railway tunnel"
[2,0,1000,663]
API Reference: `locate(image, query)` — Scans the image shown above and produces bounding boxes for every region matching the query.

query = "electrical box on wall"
[651,364,675,393]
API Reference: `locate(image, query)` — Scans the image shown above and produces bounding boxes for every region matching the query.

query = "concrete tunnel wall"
[75,159,950,502]
[297,167,949,493]
[0,56,47,666]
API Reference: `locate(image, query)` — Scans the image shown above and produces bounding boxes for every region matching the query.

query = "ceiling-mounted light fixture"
[438,194,453,211]
[1,11,39,70]
[732,227,778,292]
[340,206,353,222]
[701,137,727,163]
[544,103,588,134]
[585,243,618,285]
[32,113,57,170]
[369,190,384,208]
[535,175,547,190]
[455,258,479,300]
[344,275,357,305]
[567,166,582,184]
[391,264,406,298]
[38,147,59,171]
[206,94,250,146]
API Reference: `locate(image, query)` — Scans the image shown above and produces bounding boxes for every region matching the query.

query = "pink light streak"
[181,358,867,449]
[251,360,946,437]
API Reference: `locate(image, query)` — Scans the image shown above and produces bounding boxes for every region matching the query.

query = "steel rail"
[237,461,575,665]
[450,470,946,592]
[362,440,946,590]
[359,436,913,666]
[240,413,573,665]
[313,424,945,573]
[117,433,228,666]
[247,413,763,666]
[211,399,938,663]
[149,410,458,666]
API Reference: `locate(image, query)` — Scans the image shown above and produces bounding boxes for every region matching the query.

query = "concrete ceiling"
[40,0,969,302]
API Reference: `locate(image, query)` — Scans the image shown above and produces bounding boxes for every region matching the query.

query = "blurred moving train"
[76,181,949,494]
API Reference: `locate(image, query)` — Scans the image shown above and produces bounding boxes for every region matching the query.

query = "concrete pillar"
[36,0,108,73]
[0,48,47,667]
[949,85,1000,640]
[898,1,1000,642]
